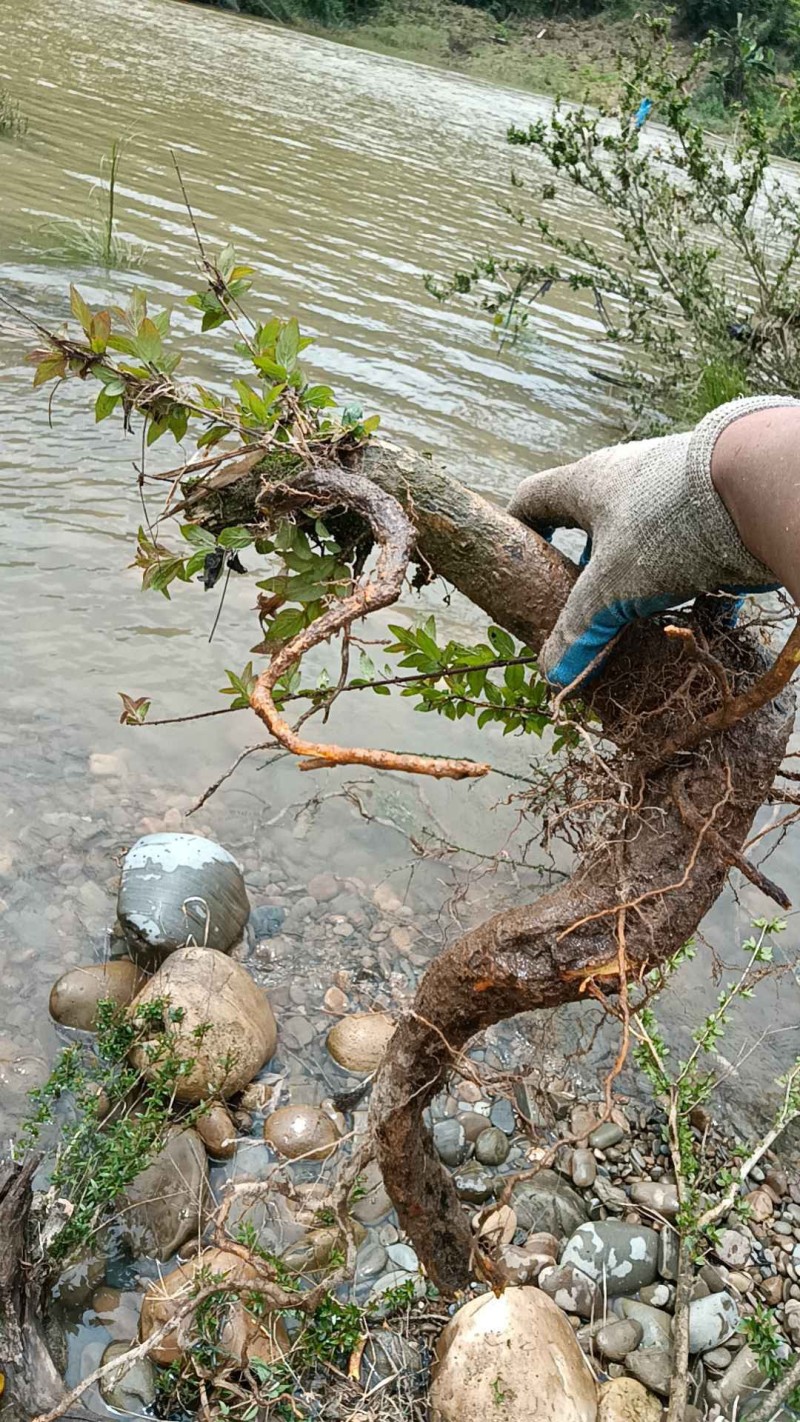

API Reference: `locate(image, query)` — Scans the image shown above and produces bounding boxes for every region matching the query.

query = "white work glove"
[508,397,792,688]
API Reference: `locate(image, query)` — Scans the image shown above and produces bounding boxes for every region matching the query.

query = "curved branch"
[250,463,490,781]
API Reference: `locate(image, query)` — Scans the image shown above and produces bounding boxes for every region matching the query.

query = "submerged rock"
[130,946,277,1102]
[263,1104,340,1161]
[99,1341,156,1411]
[119,1127,208,1260]
[326,1012,395,1074]
[118,832,249,966]
[196,1102,237,1158]
[49,959,146,1031]
[561,1221,658,1296]
[430,1288,597,1422]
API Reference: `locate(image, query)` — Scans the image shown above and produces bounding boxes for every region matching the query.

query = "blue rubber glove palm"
[507,400,788,689]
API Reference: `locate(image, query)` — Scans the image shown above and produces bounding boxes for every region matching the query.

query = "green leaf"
[488,625,516,659]
[135,317,163,366]
[218,243,236,282]
[32,352,67,387]
[70,285,93,337]
[181,524,217,550]
[218,526,253,550]
[276,318,301,371]
[95,387,120,422]
[372,683,391,696]
[88,310,111,354]
[303,384,335,409]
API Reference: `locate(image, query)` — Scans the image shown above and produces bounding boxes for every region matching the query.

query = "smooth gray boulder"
[687,1291,739,1353]
[561,1221,658,1296]
[118,1128,208,1259]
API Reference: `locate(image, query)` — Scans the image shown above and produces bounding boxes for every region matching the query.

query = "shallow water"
[0,0,799,1162]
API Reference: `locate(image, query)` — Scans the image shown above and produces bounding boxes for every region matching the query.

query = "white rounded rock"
[430,1287,597,1422]
[118,832,249,966]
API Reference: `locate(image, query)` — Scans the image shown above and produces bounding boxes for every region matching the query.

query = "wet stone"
[703,1346,733,1373]
[630,1180,679,1220]
[474,1127,510,1167]
[489,1098,516,1135]
[659,1226,680,1281]
[99,1341,156,1411]
[386,1242,419,1272]
[460,1111,493,1143]
[561,1221,659,1296]
[433,1119,470,1167]
[355,1240,388,1281]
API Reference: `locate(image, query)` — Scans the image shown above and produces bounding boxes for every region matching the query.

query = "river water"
[1,0,799,1157]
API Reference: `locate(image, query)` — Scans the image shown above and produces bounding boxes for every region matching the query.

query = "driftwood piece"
[0,1158,66,1419]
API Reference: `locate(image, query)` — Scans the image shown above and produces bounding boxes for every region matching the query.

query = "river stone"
[454,1162,494,1204]
[326,1012,395,1074]
[430,1288,598,1422]
[460,1111,493,1142]
[282,1227,340,1274]
[49,959,147,1032]
[618,1299,671,1350]
[356,1240,388,1280]
[629,1180,679,1220]
[99,1340,156,1411]
[479,1206,517,1249]
[130,946,277,1102]
[500,1244,553,1285]
[597,1378,661,1422]
[744,1188,774,1222]
[474,1127,510,1166]
[624,1347,673,1398]
[387,1242,420,1272]
[264,1105,339,1161]
[687,1290,739,1353]
[561,1222,658,1296]
[511,1169,588,1238]
[595,1318,643,1362]
[572,1149,597,1189]
[119,1128,208,1259]
[715,1228,752,1268]
[196,1102,237,1158]
[360,1330,423,1394]
[118,832,250,966]
[351,1159,392,1224]
[433,1118,469,1167]
[489,1098,516,1135]
[712,1343,767,1408]
[540,1262,602,1319]
[588,1122,625,1149]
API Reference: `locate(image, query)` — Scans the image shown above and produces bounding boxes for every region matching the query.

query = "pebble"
[638,1282,672,1308]
[499,1244,551,1285]
[744,1188,774,1222]
[712,1343,766,1408]
[766,1167,789,1198]
[759,1274,784,1305]
[539,1262,602,1319]
[624,1347,673,1398]
[589,1122,625,1149]
[489,1098,516,1135]
[511,1170,588,1239]
[597,1377,661,1422]
[386,1242,419,1273]
[367,1269,426,1317]
[453,1163,494,1204]
[687,1290,739,1353]
[479,1206,517,1249]
[561,1221,659,1296]
[474,1127,509,1167]
[715,1229,752,1268]
[618,1300,672,1350]
[629,1180,679,1220]
[433,1119,470,1168]
[703,1346,733,1374]
[595,1318,644,1362]
[307,873,339,902]
[572,1149,597,1189]
[571,1104,600,1140]
[460,1111,493,1143]
[355,1241,388,1280]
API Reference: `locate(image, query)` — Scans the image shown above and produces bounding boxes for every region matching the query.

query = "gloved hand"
[508,397,794,689]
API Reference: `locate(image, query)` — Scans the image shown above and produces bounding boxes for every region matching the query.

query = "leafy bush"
[427,16,800,431]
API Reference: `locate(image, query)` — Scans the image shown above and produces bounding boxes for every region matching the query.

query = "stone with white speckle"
[561,1221,659,1297]
[687,1291,739,1354]
[118,833,249,966]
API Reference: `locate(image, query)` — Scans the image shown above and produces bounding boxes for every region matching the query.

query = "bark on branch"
[209,438,793,1291]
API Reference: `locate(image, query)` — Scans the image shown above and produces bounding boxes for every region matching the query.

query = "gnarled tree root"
[199,438,794,1291]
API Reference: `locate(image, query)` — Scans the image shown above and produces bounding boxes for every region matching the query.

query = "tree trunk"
[0,1157,67,1418]
[234,439,794,1289]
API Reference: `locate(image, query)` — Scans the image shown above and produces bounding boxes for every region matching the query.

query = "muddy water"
[0,0,799,1164]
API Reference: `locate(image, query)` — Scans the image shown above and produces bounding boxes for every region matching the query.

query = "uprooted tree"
[16,243,800,1320]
